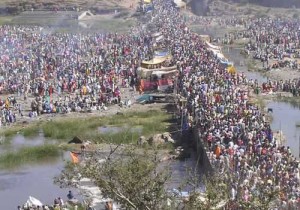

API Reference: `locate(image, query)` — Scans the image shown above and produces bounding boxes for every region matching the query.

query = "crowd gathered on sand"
[6,0,300,209]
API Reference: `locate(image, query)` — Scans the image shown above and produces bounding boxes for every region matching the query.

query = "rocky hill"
[0,0,136,15]
[221,0,300,8]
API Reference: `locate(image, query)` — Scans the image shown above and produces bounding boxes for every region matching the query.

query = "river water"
[0,146,74,210]
[0,134,198,209]
[268,101,300,158]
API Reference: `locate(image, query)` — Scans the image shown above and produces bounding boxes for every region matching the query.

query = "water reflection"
[0,152,74,210]
[268,101,300,158]
[0,134,56,152]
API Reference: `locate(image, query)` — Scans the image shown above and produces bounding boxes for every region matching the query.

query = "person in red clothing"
[215,143,221,159]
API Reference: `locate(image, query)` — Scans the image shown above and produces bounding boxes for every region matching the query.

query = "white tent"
[173,0,186,8]
[24,196,43,208]
[205,41,221,51]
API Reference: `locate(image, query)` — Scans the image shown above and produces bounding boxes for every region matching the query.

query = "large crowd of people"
[0,20,156,125]
[215,16,300,70]
[7,0,300,209]
[158,3,300,210]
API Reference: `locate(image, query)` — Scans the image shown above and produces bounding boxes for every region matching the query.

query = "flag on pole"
[70,152,79,164]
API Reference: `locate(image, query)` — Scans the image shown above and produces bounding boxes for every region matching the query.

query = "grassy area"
[2,110,174,144]
[0,16,13,24]
[0,144,61,169]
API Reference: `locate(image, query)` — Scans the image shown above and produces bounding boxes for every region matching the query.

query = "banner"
[141,79,173,91]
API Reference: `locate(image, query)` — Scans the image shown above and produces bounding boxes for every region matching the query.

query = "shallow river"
[0,147,73,209]
[0,134,197,209]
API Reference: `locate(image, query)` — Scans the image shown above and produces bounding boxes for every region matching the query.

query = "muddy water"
[0,152,75,210]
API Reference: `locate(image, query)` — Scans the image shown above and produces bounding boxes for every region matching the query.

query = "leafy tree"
[55,146,280,210]
[55,146,173,209]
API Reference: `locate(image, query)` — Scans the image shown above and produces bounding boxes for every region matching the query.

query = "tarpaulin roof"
[173,0,186,8]
[142,55,171,65]
[142,57,167,65]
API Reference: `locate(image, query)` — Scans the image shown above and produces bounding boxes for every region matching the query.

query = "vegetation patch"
[2,110,174,145]
[0,144,61,169]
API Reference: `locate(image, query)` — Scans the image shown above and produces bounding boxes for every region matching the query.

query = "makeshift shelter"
[141,54,172,69]
[68,136,83,144]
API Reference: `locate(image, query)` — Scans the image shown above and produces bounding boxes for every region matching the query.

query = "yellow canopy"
[227,65,236,74]
[142,56,169,65]
[144,0,152,3]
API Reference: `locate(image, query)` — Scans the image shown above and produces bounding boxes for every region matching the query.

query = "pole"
[181,106,184,135]
[280,120,282,144]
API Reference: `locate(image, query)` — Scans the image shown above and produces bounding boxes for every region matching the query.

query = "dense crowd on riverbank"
[217,16,300,69]
[169,5,300,210]
[0,21,157,125]
[198,14,300,99]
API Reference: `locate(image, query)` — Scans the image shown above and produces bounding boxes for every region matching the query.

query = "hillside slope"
[0,0,137,14]
[220,0,300,8]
